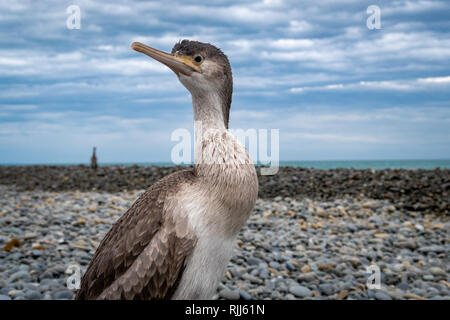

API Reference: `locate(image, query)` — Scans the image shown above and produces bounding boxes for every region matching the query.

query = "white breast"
[171,192,237,300]
[172,231,235,299]
[171,129,258,300]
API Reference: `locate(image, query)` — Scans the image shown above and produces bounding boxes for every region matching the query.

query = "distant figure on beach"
[90,147,98,170]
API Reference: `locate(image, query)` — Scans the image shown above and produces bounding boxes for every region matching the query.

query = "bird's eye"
[194,55,203,63]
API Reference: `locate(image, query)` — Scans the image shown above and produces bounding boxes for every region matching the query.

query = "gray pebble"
[25,290,43,300]
[297,272,316,282]
[269,261,280,269]
[289,285,312,298]
[8,290,25,299]
[374,292,392,300]
[241,274,263,284]
[53,290,74,300]
[259,268,270,279]
[418,245,446,253]
[9,271,30,282]
[0,287,14,295]
[246,257,261,266]
[429,267,445,276]
[286,262,296,271]
[423,274,434,281]
[219,288,240,300]
[239,290,252,300]
[319,283,335,296]
[397,282,408,291]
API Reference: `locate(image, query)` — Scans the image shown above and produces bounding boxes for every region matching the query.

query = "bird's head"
[131,39,232,127]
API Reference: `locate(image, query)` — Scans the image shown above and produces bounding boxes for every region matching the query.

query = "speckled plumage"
[75,169,197,299]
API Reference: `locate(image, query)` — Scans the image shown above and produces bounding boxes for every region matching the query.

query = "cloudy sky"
[1,0,449,164]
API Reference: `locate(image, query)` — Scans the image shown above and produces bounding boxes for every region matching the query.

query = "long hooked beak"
[131,42,201,76]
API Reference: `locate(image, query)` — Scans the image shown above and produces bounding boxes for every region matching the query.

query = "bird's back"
[75,168,197,300]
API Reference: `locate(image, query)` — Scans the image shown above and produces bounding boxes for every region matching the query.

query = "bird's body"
[76,40,258,300]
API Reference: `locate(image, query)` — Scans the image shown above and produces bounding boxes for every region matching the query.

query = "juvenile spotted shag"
[75,40,258,300]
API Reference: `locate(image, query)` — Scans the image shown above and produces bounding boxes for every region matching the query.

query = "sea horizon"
[1,159,449,170]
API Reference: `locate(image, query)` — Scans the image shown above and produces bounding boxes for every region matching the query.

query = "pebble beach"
[0,165,448,300]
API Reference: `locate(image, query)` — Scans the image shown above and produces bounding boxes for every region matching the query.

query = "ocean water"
[278,160,450,170]
[3,159,449,170]
[98,159,450,170]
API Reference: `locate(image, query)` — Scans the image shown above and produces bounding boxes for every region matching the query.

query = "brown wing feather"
[75,169,197,300]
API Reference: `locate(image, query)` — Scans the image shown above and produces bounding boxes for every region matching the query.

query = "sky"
[0,0,449,164]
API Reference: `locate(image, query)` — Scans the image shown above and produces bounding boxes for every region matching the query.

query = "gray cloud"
[1,0,449,162]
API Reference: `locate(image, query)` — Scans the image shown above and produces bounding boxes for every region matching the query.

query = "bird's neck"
[192,91,227,131]
[191,92,258,227]
[192,91,237,170]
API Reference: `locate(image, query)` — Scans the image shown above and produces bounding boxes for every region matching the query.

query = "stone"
[8,289,25,299]
[337,290,348,300]
[9,271,30,282]
[418,245,446,253]
[53,290,74,300]
[301,264,311,273]
[246,257,261,266]
[289,285,312,298]
[397,282,408,291]
[241,274,263,284]
[429,267,445,276]
[239,290,252,300]
[269,261,280,269]
[297,272,316,282]
[374,292,392,300]
[219,288,240,300]
[25,290,43,300]
[423,274,434,281]
[0,287,14,295]
[319,283,335,296]
[286,262,296,271]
